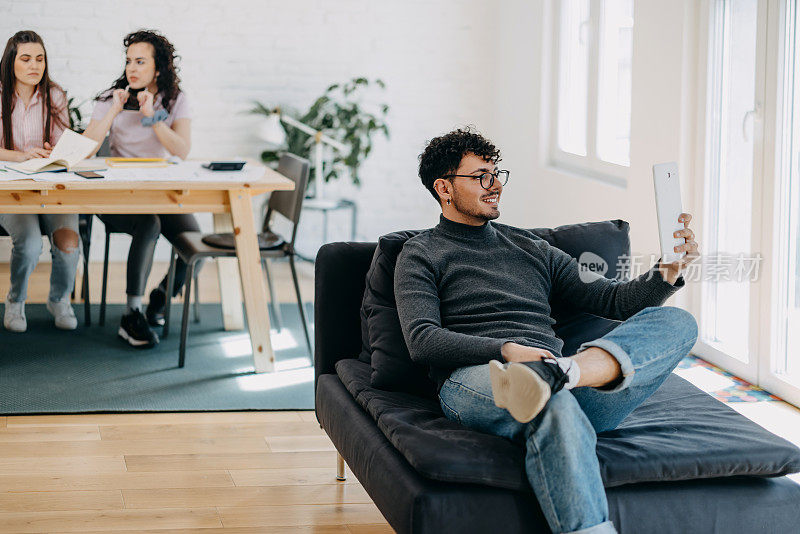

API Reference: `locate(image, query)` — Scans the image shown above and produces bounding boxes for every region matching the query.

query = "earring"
[446,199,451,205]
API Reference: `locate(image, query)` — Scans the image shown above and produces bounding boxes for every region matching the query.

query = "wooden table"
[0,165,294,373]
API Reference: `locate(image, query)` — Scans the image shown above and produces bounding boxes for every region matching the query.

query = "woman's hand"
[110,88,129,115]
[658,212,701,285]
[501,342,553,363]
[18,147,52,161]
[138,89,155,118]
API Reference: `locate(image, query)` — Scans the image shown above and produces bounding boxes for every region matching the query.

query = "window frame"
[547,0,632,187]
[690,0,800,408]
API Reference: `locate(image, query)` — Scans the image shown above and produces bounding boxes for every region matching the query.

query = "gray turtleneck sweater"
[394,215,684,390]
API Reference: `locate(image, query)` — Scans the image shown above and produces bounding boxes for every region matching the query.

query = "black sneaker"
[145,287,167,327]
[489,358,569,423]
[118,308,160,348]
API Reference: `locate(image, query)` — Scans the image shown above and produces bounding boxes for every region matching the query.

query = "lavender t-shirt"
[90,90,191,158]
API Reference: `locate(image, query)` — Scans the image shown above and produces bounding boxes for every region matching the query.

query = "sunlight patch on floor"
[235,366,314,392]
[673,365,736,393]
[217,329,299,358]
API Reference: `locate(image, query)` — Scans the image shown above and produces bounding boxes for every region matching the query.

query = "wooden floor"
[0,411,390,533]
[0,261,393,533]
[2,262,800,531]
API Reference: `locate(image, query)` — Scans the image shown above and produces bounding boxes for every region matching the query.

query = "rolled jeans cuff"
[576,338,634,393]
[565,520,618,534]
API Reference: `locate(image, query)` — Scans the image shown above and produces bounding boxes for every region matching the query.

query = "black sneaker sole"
[118,326,158,348]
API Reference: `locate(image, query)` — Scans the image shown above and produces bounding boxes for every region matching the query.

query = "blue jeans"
[438,306,699,534]
[0,214,80,302]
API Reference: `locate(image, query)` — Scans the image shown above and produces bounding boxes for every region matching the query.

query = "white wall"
[2,0,701,291]
[490,0,698,304]
[1,0,497,261]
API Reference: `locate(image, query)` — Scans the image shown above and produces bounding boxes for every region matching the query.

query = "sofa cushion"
[362,220,631,394]
[336,358,800,491]
[316,371,800,534]
[360,230,436,397]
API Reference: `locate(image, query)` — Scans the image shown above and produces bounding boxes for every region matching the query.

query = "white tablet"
[652,162,686,264]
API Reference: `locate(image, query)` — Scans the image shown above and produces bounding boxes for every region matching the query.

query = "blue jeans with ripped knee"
[0,214,80,302]
[438,306,699,534]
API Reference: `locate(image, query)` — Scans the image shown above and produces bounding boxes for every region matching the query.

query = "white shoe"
[489,360,552,423]
[47,299,78,330]
[4,300,27,332]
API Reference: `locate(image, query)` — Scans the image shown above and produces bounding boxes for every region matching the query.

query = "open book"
[6,129,102,174]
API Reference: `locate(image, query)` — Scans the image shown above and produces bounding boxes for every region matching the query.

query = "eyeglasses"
[442,169,510,190]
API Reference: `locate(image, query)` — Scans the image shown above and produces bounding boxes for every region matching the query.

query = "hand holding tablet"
[652,162,700,284]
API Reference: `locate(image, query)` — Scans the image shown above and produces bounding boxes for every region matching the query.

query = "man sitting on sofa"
[394,128,700,534]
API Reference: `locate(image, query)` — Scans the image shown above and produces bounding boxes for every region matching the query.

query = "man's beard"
[451,190,500,221]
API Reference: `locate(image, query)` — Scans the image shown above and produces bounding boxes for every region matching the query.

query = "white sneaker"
[4,300,27,332]
[47,299,78,330]
[489,360,553,424]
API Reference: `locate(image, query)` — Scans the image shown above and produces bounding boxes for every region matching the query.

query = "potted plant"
[250,77,390,187]
[67,96,86,133]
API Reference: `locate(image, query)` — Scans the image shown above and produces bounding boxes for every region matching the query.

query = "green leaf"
[257,76,391,187]
[260,150,280,163]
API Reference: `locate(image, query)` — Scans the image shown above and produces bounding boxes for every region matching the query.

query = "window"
[700,0,758,365]
[551,0,634,184]
[773,0,800,388]
[694,0,800,406]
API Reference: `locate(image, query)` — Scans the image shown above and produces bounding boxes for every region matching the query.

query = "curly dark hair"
[96,29,181,113]
[418,127,501,203]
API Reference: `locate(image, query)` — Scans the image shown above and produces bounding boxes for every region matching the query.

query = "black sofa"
[314,221,800,534]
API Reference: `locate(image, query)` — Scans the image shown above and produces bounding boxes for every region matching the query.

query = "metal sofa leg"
[336,452,347,481]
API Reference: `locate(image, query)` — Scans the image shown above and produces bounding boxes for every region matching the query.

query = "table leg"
[212,213,245,331]
[228,190,274,373]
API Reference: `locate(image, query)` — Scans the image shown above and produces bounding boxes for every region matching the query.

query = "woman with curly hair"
[84,29,199,348]
[0,30,80,333]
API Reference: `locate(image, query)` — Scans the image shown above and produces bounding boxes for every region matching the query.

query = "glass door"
[695,0,766,383]
[760,0,800,405]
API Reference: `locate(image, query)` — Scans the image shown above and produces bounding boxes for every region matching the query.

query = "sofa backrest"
[314,219,632,396]
[314,242,377,389]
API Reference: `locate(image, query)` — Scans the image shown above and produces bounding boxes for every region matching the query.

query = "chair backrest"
[96,136,111,157]
[264,154,310,240]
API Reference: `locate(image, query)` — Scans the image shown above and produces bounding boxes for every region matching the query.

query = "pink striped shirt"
[0,87,68,152]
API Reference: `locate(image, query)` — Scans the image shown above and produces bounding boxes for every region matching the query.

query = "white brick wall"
[0,0,496,262]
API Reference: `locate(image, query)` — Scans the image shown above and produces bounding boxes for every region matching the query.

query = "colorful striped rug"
[678,355,781,402]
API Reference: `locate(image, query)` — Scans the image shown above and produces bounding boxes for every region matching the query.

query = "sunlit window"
[700,0,757,363]
[552,0,633,180]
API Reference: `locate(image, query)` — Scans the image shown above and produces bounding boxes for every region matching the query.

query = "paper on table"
[27,158,109,182]
[101,161,266,182]
[0,161,36,181]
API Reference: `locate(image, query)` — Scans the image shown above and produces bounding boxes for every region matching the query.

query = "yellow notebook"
[106,158,169,168]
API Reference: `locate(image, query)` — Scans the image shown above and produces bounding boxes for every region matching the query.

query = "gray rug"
[0,302,315,414]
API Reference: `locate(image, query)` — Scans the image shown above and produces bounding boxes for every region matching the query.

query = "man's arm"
[394,242,508,368]
[550,245,683,321]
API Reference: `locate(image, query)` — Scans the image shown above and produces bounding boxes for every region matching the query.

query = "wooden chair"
[165,153,312,367]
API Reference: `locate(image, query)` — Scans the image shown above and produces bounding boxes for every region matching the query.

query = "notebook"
[6,129,102,174]
[106,157,169,169]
